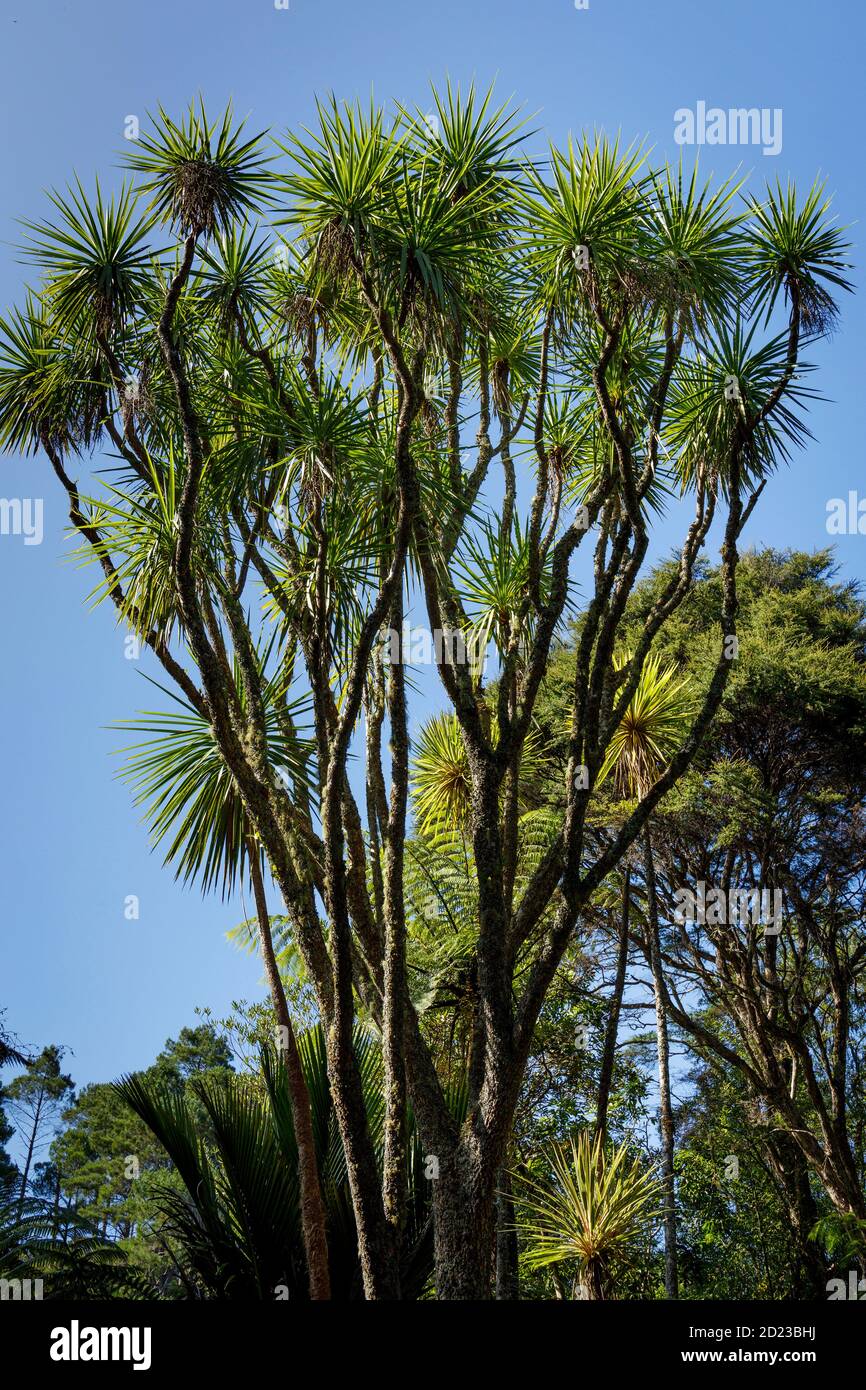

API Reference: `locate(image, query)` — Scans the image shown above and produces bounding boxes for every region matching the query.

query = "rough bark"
[248,845,331,1301]
[432,1147,498,1300]
[495,1165,519,1300]
[382,588,408,1254]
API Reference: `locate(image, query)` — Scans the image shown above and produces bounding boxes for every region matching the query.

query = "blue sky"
[1,0,864,1119]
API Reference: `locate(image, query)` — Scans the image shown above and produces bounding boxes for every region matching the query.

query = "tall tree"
[50,1024,233,1248]
[0,1102,18,1194]
[4,1046,74,1217]
[0,86,849,1296]
[625,550,866,1232]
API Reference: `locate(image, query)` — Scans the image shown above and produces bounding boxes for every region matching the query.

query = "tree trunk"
[495,1165,519,1299]
[585,1256,605,1300]
[320,792,400,1299]
[767,1133,827,1298]
[433,1148,497,1300]
[644,830,679,1299]
[16,1091,43,1219]
[382,588,408,1254]
[248,845,331,1301]
[596,867,630,1146]
[52,1166,61,1239]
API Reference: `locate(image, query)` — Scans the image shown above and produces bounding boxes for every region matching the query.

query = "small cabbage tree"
[515,1130,663,1298]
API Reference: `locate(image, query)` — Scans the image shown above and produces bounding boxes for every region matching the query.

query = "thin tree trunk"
[596,867,631,1146]
[52,1166,61,1239]
[16,1091,43,1219]
[644,829,679,1299]
[382,588,408,1257]
[248,844,331,1301]
[320,781,400,1300]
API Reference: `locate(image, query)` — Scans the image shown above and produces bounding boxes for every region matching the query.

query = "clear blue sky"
[1,0,864,1110]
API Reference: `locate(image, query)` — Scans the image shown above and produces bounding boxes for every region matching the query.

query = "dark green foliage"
[115,1025,464,1300]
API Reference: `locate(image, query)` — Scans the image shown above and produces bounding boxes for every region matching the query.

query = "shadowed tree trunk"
[432,1145,499,1299]
[495,1165,519,1299]
[767,1132,827,1298]
[585,1257,605,1300]
[248,844,332,1301]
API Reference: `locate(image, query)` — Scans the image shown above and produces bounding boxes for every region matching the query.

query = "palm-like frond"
[126,99,272,237]
[196,1076,301,1297]
[451,515,532,659]
[514,1131,663,1283]
[198,222,275,333]
[116,1027,446,1300]
[411,709,546,840]
[745,178,853,334]
[377,151,499,333]
[277,364,370,503]
[521,134,649,325]
[411,712,472,840]
[278,96,404,261]
[1,1188,148,1297]
[113,1069,255,1297]
[113,671,314,897]
[453,512,579,664]
[21,179,156,336]
[599,651,694,798]
[263,504,381,675]
[402,79,531,199]
[466,304,542,418]
[0,298,106,453]
[538,360,673,522]
[645,162,747,330]
[668,317,819,488]
[78,443,218,640]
